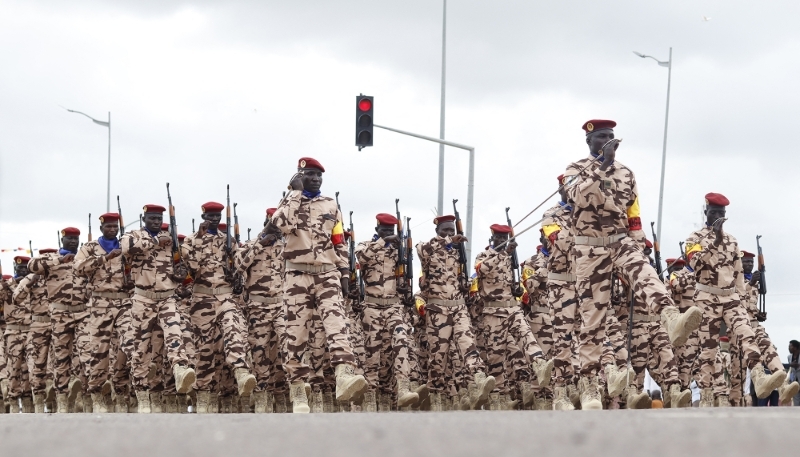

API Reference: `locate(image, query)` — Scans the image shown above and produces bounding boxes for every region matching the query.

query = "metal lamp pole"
[63,107,111,212]
[633,48,672,244]
[437,0,447,216]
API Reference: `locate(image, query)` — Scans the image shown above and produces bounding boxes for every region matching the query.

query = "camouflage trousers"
[601,311,629,375]
[361,302,412,392]
[0,322,6,381]
[424,303,483,392]
[573,238,673,377]
[4,328,30,400]
[409,311,427,385]
[674,328,700,390]
[548,279,579,387]
[84,298,134,394]
[282,270,356,383]
[129,294,188,390]
[244,301,286,392]
[728,322,783,403]
[695,293,760,390]
[51,308,90,393]
[626,319,679,388]
[26,320,52,395]
[148,296,197,393]
[481,307,544,394]
[190,292,250,392]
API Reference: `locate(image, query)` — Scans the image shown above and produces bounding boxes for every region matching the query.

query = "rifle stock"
[505,207,520,293]
[166,183,181,264]
[756,235,767,313]
[650,222,663,281]
[452,199,469,286]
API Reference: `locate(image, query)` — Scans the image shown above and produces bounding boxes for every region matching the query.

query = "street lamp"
[62,107,111,212]
[633,48,672,245]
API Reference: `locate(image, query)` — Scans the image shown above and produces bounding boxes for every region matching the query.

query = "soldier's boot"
[520,382,535,410]
[220,396,233,414]
[443,395,453,411]
[194,391,211,414]
[136,391,152,414]
[21,396,34,413]
[210,393,219,413]
[567,383,581,409]
[67,377,82,405]
[396,377,419,408]
[668,384,692,408]
[129,393,138,413]
[253,391,269,413]
[82,394,93,413]
[699,388,714,408]
[505,394,519,410]
[275,393,288,413]
[430,392,443,412]
[363,390,377,412]
[488,393,501,411]
[334,364,367,402]
[553,386,574,411]
[115,391,129,413]
[535,396,548,411]
[164,394,179,413]
[661,305,703,347]
[412,382,429,408]
[779,381,800,404]
[625,386,651,409]
[578,376,603,410]
[541,397,553,411]
[716,395,730,407]
[751,364,787,399]
[234,368,256,397]
[323,391,334,413]
[0,378,8,402]
[56,393,69,413]
[310,389,323,413]
[173,365,196,395]
[531,358,554,388]
[176,394,189,413]
[101,380,113,397]
[459,388,471,411]
[90,393,108,413]
[150,392,163,413]
[45,379,55,405]
[32,393,45,413]
[289,381,310,414]
[604,364,629,398]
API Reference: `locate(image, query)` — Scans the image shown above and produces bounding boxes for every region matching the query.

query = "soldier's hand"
[197,221,209,237]
[340,276,350,297]
[31,274,41,283]
[512,285,524,298]
[599,138,620,168]
[289,172,304,191]
[173,263,188,280]
[259,233,278,247]
[756,311,767,322]
[505,241,518,254]
[105,249,122,261]
[749,271,761,286]
[158,234,172,247]
[452,235,468,244]
[711,217,726,243]
[383,235,400,246]
[60,253,75,264]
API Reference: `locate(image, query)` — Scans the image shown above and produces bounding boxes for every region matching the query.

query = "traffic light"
[355,94,373,150]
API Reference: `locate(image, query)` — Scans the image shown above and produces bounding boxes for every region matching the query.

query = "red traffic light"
[358,98,372,112]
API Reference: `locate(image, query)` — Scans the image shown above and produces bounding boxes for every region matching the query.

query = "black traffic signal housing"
[355,94,373,150]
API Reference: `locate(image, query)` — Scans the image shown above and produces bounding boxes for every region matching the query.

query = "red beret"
[14,256,31,264]
[705,192,730,207]
[376,213,398,226]
[582,119,616,134]
[39,248,58,254]
[644,239,653,248]
[557,174,565,184]
[61,227,80,237]
[266,208,277,217]
[99,213,120,224]
[218,223,227,231]
[201,202,224,213]
[178,234,186,241]
[665,258,685,267]
[160,223,169,231]
[2,275,11,280]
[142,204,166,214]
[298,157,325,172]
[741,251,755,258]
[433,215,456,225]
[490,224,512,234]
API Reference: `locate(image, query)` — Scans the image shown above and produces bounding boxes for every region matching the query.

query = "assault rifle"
[233,203,241,244]
[166,183,181,265]
[452,199,469,285]
[756,235,767,313]
[88,213,93,242]
[505,207,521,293]
[225,185,243,294]
[117,196,132,288]
[395,199,406,287]
[405,216,414,300]
[650,222,664,281]
[348,211,363,302]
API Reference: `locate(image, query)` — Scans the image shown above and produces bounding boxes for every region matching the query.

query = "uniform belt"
[51,303,87,313]
[427,298,464,307]
[484,299,518,308]
[530,306,550,314]
[248,295,281,305]
[574,233,627,247]
[633,314,660,322]
[193,285,233,296]
[364,296,401,306]
[92,291,131,300]
[31,315,51,323]
[6,324,30,331]
[696,284,735,297]
[285,261,336,274]
[133,288,176,300]
[547,272,576,282]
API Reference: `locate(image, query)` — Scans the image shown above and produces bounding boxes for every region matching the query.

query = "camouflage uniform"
[121,228,189,391]
[521,251,553,401]
[669,267,700,390]
[21,272,50,402]
[74,240,134,397]
[6,276,31,405]
[0,279,8,405]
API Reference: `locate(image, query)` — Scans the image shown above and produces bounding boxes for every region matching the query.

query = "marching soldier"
[73,213,134,413]
[5,256,33,412]
[269,157,367,413]
[667,257,700,398]
[563,119,701,409]
[20,251,52,413]
[0,273,10,412]
[520,244,555,409]
[121,205,195,413]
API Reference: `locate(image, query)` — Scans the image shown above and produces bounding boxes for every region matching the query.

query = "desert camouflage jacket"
[416,236,464,301]
[521,251,548,304]
[74,239,126,293]
[474,247,515,302]
[686,227,745,293]
[668,267,696,312]
[540,203,575,275]
[234,238,285,299]
[121,228,179,292]
[181,230,238,289]
[6,276,30,325]
[29,252,86,307]
[355,237,400,300]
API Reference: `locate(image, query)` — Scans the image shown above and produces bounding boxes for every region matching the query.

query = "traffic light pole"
[374,123,475,267]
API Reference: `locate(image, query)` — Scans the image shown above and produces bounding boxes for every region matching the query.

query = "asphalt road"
[1,408,797,457]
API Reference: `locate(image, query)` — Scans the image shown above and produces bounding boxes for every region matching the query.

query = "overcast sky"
[2,0,800,360]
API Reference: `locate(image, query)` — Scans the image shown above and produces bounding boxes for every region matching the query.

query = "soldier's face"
[376,224,395,239]
[491,232,508,247]
[62,235,79,252]
[436,221,455,237]
[644,247,652,256]
[705,205,726,226]
[15,264,29,277]
[587,129,615,154]
[202,212,222,229]
[558,186,568,202]
[301,169,323,193]
[143,213,163,233]
[742,257,754,274]
[101,222,119,240]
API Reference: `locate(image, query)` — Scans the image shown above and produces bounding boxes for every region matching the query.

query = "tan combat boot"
[54,393,68,414]
[275,393,288,413]
[625,386,651,409]
[459,388,471,411]
[32,393,45,413]
[488,393,501,411]
[363,390,377,412]
[430,392,443,412]
[115,390,129,413]
[163,394,178,413]
[150,392,163,413]
[412,382,429,410]
[751,364,787,399]
[289,381,310,414]
[220,396,233,414]
[505,394,519,410]
[334,364,367,402]
[253,391,270,413]
[779,380,800,404]
[531,358,554,388]
[21,396,34,413]
[310,388,323,413]
[377,392,391,412]
[173,365,197,394]
[323,391,334,413]
[604,364,629,398]
[195,391,211,414]
[541,397,553,411]
[553,386,574,411]
[473,371,496,408]
[661,305,703,347]
[82,394,93,413]
[210,393,219,413]
[699,388,714,408]
[396,377,419,408]
[67,377,82,404]
[669,384,692,408]
[136,391,151,414]
[91,393,109,413]
[716,395,730,407]
[176,394,189,413]
[567,383,581,409]
[521,382,535,410]
[535,396,548,411]
[578,376,603,410]
[234,368,256,397]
